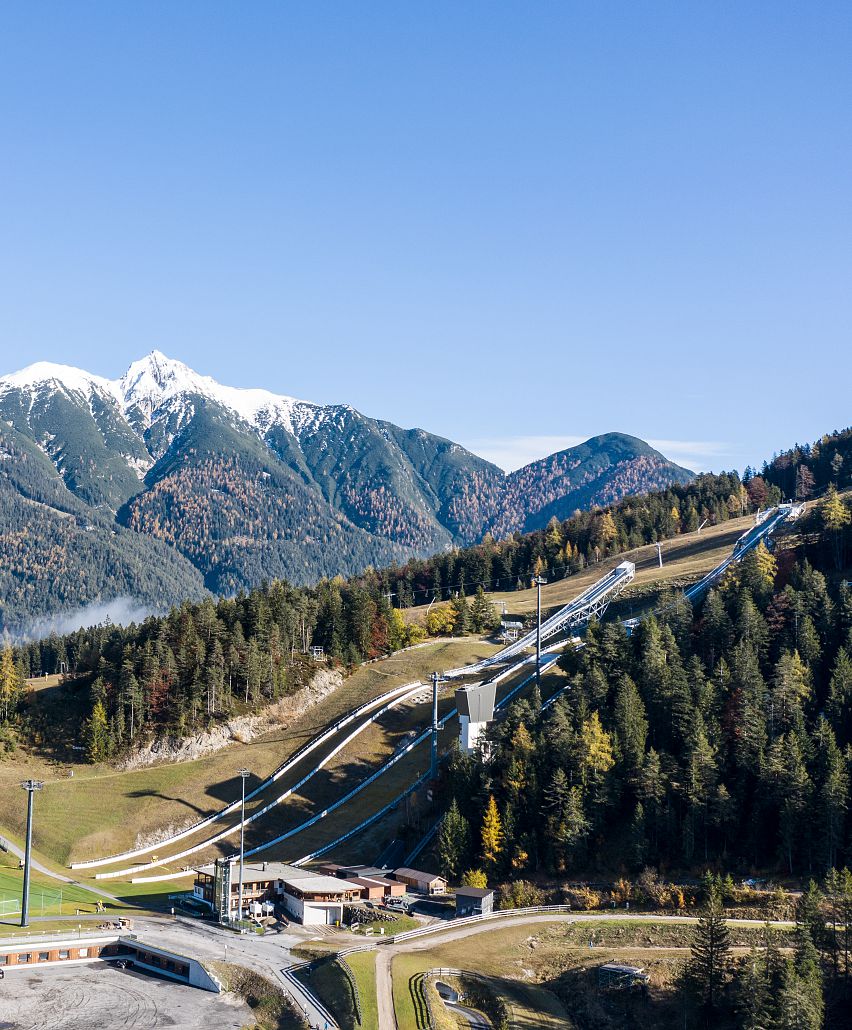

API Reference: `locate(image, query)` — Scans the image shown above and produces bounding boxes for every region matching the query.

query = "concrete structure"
[195,860,360,925]
[454,886,494,917]
[597,963,650,990]
[455,681,497,753]
[0,932,219,991]
[392,867,447,895]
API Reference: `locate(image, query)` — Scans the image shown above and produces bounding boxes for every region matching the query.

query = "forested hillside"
[0,353,692,631]
[367,470,773,607]
[440,493,852,880]
[761,424,852,501]
[2,469,767,757]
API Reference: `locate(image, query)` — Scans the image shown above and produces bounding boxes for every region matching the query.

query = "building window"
[38,952,50,962]
[0,956,7,965]
[21,953,32,963]
[78,949,88,958]
[59,950,69,960]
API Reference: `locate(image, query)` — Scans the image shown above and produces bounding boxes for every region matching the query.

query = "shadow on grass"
[125,789,209,817]
[408,972,431,1029]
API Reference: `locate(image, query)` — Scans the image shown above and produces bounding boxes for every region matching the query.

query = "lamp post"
[429,672,447,781]
[237,769,250,927]
[20,780,44,927]
[533,577,547,688]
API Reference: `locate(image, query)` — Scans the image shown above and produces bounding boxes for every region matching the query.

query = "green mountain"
[0,352,692,633]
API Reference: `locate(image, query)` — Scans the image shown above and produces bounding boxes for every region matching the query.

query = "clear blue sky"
[2,3,850,474]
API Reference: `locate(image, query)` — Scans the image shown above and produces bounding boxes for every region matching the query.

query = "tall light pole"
[430,672,447,780]
[533,577,547,688]
[20,780,43,927]
[237,769,250,927]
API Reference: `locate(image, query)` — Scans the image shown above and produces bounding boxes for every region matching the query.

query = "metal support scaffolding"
[430,672,446,779]
[237,768,249,924]
[533,576,546,688]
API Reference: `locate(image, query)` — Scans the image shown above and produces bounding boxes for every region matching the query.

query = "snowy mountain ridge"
[0,350,320,441]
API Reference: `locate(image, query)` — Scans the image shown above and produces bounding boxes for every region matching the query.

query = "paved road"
[447,1000,492,1029]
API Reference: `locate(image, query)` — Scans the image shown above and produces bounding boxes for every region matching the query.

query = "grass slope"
[0,639,494,873]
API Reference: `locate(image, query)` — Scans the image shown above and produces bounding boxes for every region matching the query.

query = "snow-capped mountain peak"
[1,351,318,440]
[116,350,308,433]
[0,360,115,401]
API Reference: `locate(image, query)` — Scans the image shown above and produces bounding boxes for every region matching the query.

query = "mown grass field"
[345,951,379,1029]
[0,638,496,871]
[0,853,107,919]
[391,942,571,1030]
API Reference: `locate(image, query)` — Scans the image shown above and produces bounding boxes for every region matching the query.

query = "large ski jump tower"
[455,682,497,753]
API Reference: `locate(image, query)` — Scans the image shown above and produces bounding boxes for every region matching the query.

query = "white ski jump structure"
[71,503,803,878]
[443,559,636,680]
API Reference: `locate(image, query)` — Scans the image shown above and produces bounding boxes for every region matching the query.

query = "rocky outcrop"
[119,666,343,770]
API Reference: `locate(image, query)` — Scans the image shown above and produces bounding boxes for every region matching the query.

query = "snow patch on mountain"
[0,350,326,442]
[116,351,317,439]
[0,361,120,410]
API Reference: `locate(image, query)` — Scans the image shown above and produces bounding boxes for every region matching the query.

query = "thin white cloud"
[646,440,731,472]
[463,435,588,473]
[463,434,731,474]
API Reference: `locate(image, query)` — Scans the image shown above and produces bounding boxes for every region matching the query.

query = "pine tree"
[688,876,731,1014]
[777,927,824,1030]
[469,586,493,633]
[613,675,648,777]
[438,799,471,880]
[452,590,471,636]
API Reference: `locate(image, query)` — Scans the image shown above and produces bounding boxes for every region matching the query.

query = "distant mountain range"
[0,351,692,632]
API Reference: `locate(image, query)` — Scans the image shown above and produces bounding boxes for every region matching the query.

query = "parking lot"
[0,961,252,1029]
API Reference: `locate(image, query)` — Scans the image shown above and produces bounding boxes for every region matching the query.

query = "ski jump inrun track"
[70,503,802,883]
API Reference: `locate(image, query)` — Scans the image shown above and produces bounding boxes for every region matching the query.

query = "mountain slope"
[498,433,694,535]
[0,352,694,630]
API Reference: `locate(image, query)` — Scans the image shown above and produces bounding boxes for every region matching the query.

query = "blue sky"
[1,3,850,474]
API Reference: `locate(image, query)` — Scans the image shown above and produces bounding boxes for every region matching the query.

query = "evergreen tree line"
[760,424,852,503]
[6,470,765,756]
[437,493,852,885]
[353,471,775,608]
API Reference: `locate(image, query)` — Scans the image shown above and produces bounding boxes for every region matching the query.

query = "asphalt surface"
[0,961,251,1029]
[447,1000,492,1029]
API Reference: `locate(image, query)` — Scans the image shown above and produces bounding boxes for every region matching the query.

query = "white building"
[455,682,497,753]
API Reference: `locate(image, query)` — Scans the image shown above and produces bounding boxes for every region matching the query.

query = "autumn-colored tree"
[85,700,110,763]
[821,485,850,568]
[0,647,21,722]
[460,868,487,889]
[579,711,615,783]
[480,794,504,868]
[426,604,457,637]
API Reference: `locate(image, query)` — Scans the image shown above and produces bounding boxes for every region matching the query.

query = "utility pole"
[655,542,663,568]
[430,672,446,780]
[237,768,250,927]
[20,780,43,927]
[533,576,547,688]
